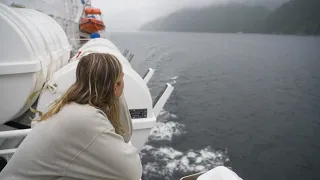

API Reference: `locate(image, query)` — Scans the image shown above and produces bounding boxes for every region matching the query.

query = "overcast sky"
[92,0,286,32]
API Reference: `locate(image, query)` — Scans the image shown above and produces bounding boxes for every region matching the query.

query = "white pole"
[153,83,174,117]
[0,148,16,156]
[0,129,31,138]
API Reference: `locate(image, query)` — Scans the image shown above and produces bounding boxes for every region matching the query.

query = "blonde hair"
[40,53,124,135]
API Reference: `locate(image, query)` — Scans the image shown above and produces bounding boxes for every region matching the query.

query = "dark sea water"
[109,32,320,180]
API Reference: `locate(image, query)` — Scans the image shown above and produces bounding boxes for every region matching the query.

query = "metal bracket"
[123,49,129,57]
[128,53,134,62]
[142,68,155,84]
[153,83,174,117]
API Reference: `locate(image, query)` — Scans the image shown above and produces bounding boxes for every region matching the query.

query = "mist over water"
[110,32,320,180]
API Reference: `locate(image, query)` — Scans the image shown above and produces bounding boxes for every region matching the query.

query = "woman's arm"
[65,112,142,180]
[119,94,133,143]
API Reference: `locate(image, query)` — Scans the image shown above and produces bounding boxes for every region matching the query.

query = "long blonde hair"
[40,53,124,135]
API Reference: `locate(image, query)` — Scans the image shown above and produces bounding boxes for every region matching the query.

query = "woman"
[0,53,142,180]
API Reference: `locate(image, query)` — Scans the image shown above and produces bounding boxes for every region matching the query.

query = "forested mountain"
[263,0,320,35]
[140,4,270,33]
[140,0,320,35]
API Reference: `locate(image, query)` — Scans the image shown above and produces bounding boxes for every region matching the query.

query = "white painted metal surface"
[0,148,16,156]
[15,8,72,75]
[197,166,243,180]
[0,4,71,123]
[153,83,174,117]
[143,68,155,84]
[72,38,132,67]
[180,166,243,180]
[0,129,31,138]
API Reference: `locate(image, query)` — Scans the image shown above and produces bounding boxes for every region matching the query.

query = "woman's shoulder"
[56,102,114,132]
[62,102,104,115]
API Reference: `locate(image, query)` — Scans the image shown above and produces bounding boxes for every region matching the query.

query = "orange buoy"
[79,18,105,34]
[85,8,102,15]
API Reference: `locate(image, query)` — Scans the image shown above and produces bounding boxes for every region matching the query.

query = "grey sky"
[92,0,286,32]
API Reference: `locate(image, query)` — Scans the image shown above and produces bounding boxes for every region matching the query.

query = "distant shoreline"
[139,1,320,37]
[135,30,320,37]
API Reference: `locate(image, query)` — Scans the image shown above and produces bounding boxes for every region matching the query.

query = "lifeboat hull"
[0,4,71,123]
[80,18,105,34]
[85,8,101,15]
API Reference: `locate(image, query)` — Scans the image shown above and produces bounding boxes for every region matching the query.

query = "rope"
[27,75,60,119]
[26,69,45,118]
[47,83,58,94]
[28,89,43,117]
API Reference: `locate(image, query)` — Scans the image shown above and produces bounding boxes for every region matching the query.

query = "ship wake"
[140,110,229,180]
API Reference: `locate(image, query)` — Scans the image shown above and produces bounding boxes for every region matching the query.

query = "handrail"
[0,129,31,138]
[0,148,16,156]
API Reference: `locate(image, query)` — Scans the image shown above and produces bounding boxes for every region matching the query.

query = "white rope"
[47,83,57,94]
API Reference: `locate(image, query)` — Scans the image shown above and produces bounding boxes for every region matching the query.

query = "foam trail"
[170,80,177,85]
[168,76,178,85]
[157,110,179,122]
[141,110,229,179]
[149,110,184,141]
[144,49,157,61]
[149,121,185,141]
[141,145,229,180]
[170,76,179,80]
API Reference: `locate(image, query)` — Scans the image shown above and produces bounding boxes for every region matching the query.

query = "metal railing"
[0,129,31,155]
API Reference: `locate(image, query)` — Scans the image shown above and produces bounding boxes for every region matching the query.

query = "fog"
[92,0,288,32]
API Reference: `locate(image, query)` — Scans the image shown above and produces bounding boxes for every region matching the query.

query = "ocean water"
[109,32,320,180]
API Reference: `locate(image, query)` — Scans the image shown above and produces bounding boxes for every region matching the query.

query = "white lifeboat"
[0,4,71,124]
[71,38,131,67]
[37,39,173,149]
